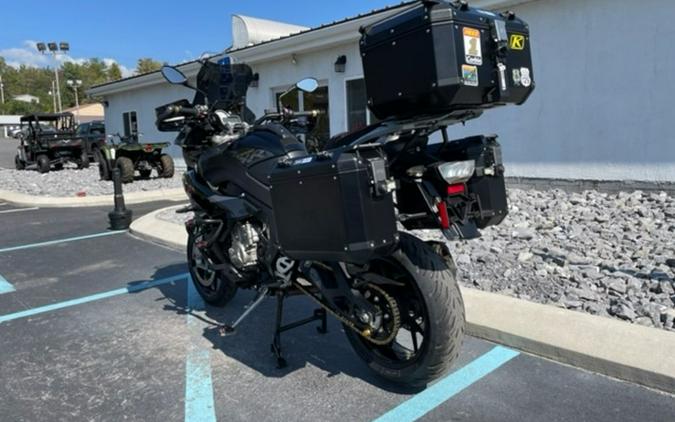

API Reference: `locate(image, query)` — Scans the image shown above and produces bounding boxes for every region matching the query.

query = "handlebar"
[254,109,324,126]
[156,105,201,123]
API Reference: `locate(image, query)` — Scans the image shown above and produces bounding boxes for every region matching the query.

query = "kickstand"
[271,290,328,369]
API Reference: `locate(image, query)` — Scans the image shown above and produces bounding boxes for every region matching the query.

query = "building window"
[122,111,138,139]
[275,86,330,146]
[346,78,378,132]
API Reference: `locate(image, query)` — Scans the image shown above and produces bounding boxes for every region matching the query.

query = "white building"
[88,0,675,183]
[12,94,40,104]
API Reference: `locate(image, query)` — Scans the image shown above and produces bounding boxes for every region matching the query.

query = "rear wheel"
[36,155,50,173]
[343,233,465,387]
[187,231,237,306]
[14,155,25,170]
[115,156,135,183]
[158,154,174,178]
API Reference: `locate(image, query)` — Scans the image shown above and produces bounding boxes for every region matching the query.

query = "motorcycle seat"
[324,123,382,151]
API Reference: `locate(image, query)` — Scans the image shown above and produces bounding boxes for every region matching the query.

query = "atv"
[96,133,175,183]
[14,112,89,173]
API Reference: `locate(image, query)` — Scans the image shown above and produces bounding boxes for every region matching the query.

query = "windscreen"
[193,61,253,110]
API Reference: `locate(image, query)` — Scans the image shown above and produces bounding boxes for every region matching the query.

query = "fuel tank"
[197,124,307,205]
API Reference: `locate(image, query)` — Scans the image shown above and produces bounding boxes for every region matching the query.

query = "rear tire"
[343,233,465,387]
[115,156,135,183]
[36,155,50,173]
[187,231,237,306]
[158,154,174,178]
[14,155,25,170]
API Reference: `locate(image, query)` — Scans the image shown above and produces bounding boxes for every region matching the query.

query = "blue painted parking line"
[0,230,127,254]
[0,273,16,295]
[185,277,217,422]
[0,273,189,324]
[373,346,520,422]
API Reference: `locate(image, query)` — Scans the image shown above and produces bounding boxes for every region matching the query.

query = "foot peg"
[217,287,269,336]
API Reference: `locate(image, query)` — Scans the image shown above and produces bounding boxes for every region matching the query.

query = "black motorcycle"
[155,1,534,387]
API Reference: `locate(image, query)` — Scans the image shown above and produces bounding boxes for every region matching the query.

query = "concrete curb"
[132,206,675,394]
[129,205,188,249]
[0,188,187,208]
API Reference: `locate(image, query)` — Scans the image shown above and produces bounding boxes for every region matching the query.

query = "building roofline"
[228,1,417,55]
[228,0,537,64]
[87,0,536,96]
[86,54,226,97]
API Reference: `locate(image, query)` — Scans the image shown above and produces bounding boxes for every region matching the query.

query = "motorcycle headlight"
[436,160,475,184]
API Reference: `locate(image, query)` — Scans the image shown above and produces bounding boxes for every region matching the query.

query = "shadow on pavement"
[137,263,424,394]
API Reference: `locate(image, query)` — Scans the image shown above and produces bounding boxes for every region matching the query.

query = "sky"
[0,0,401,77]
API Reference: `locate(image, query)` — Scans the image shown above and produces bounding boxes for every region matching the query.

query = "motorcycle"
[155,1,534,387]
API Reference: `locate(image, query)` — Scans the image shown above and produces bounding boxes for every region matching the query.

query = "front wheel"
[158,154,174,178]
[115,156,135,183]
[187,231,237,306]
[344,233,465,387]
[77,151,90,169]
[14,155,25,170]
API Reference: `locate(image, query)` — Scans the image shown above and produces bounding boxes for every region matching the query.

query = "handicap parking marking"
[0,207,39,214]
[185,278,217,422]
[0,230,127,254]
[373,346,520,422]
[0,272,189,324]
[0,273,16,295]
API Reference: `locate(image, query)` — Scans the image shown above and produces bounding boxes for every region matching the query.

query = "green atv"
[96,133,175,183]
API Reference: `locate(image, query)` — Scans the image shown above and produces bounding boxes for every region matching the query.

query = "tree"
[136,58,162,75]
[107,62,123,81]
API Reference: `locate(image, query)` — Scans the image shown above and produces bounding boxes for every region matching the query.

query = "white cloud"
[1,40,134,78]
[101,57,134,78]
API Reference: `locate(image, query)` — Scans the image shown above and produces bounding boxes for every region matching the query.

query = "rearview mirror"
[296,78,319,93]
[161,66,188,85]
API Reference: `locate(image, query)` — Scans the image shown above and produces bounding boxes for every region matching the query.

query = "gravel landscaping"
[157,188,675,331]
[0,165,182,197]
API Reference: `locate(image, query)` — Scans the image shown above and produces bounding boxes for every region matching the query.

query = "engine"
[228,222,260,270]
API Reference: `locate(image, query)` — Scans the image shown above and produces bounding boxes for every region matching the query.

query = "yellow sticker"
[510,34,525,50]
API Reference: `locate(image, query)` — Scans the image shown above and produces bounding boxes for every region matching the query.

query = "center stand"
[271,289,328,369]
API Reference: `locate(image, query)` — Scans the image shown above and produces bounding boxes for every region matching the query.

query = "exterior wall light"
[335,55,347,73]
[250,73,260,88]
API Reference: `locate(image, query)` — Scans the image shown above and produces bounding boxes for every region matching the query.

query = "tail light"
[447,184,466,195]
[436,160,475,184]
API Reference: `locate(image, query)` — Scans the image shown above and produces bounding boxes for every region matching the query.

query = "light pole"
[36,41,69,112]
[0,74,5,105]
[48,81,57,113]
[67,79,82,123]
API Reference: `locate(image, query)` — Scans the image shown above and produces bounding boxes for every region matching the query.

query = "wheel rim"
[350,258,430,368]
[190,237,219,294]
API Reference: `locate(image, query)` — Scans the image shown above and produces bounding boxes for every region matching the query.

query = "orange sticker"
[463,27,482,66]
[463,27,480,38]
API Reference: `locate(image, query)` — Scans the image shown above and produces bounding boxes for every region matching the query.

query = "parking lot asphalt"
[0,201,674,422]
[0,137,19,169]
